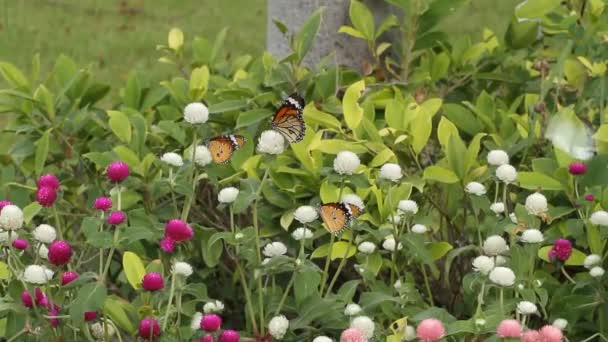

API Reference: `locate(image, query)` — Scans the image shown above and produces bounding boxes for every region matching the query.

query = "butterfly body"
[206,135,246,164]
[319,202,363,235]
[271,93,306,143]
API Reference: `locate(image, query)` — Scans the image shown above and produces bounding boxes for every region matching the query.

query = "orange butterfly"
[206,135,246,164]
[271,93,306,143]
[319,202,363,235]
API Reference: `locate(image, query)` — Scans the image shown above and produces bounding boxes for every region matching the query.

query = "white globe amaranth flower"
[521,229,544,243]
[489,266,516,286]
[525,192,548,216]
[263,242,287,257]
[33,224,56,244]
[517,301,538,315]
[291,227,313,241]
[184,102,209,124]
[398,199,418,214]
[584,254,601,269]
[350,315,375,339]
[344,303,362,316]
[465,182,487,196]
[312,336,333,342]
[23,265,53,284]
[294,205,318,224]
[91,322,115,340]
[509,212,518,224]
[472,255,495,275]
[379,163,402,182]
[172,261,193,277]
[393,280,402,289]
[496,164,517,183]
[411,224,428,234]
[190,312,203,331]
[194,145,212,166]
[203,300,225,313]
[38,244,49,259]
[268,315,289,339]
[590,266,605,278]
[495,255,507,266]
[218,187,239,204]
[552,318,568,330]
[333,151,360,175]
[483,235,509,256]
[590,210,608,226]
[0,231,18,245]
[342,193,365,210]
[490,202,505,215]
[388,215,401,225]
[404,325,416,341]
[487,150,509,166]
[257,130,285,155]
[382,236,402,251]
[517,283,525,290]
[357,241,376,254]
[0,205,24,231]
[160,152,184,167]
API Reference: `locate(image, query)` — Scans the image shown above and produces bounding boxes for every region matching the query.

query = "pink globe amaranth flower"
[37,174,60,190]
[416,318,446,342]
[341,328,366,342]
[93,196,112,211]
[107,211,127,225]
[139,317,161,340]
[200,314,222,331]
[48,240,73,266]
[568,162,587,175]
[142,272,164,291]
[84,311,98,321]
[522,330,541,342]
[585,194,595,201]
[48,307,61,327]
[160,237,175,253]
[0,200,12,212]
[219,329,240,342]
[548,238,573,262]
[21,290,33,308]
[165,219,194,242]
[61,271,79,285]
[35,288,49,308]
[36,186,57,207]
[106,161,130,183]
[497,319,522,338]
[12,239,28,250]
[539,325,564,342]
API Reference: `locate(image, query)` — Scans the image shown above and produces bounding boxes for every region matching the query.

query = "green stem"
[162,273,177,330]
[561,266,576,284]
[236,262,259,334]
[319,234,335,294]
[169,169,179,217]
[325,232,355,297]
[502,183,509,219]
[421,264,434,306]
[253,168,270,334]
[101,228,120,282]
[500,287,505,316]
[53,206,63,240]
[7,329,27,342]
[275,271,296,315]
[181,130,199,221]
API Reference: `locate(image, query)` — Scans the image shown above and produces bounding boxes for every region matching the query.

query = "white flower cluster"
[257,130,285,155]
[33,224,56,244]
[184,102,209,124]
[203,300,225,313]
[218,187,239,204]
[268,315,289,339]
[294,205,318,223]
[333,151,360,175]
[263,242,287,257]
[0,205,23,231]
[161,152,184,167]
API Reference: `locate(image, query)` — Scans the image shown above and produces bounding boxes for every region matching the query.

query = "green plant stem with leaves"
[325,231,355,297]
[162,273,177,330]
[101,188,122,282]
[181,129,198,221]
[253,167,270,334]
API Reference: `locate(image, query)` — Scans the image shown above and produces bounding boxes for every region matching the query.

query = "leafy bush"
[1,0,608,341]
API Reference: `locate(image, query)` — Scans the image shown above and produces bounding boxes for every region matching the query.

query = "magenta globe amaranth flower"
[84,311,98,321]
[219,329,240,342]
[35,288,49,307]
[139,317,161,340]
[107,211,126,225]
[48,306,61,327]
[61,271,78,285]
[585,194,595,202]
[21,290,33,308]
[165,219,194,242]
[37,174,60,190]
[12,239,28,250]
[160,237,175,253]
[0,200,12,211]
[48,240,73,266]
[568,162,587,175]
[36,187,57,207]
[548,238,573,262]
[106,161,130,183]
[93,196,112,211]
[142,272,164,291]
[200,314,222,331]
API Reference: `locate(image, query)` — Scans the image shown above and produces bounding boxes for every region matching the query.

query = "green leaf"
[122,71,141,109]
[376,14,398,38]
[103,296,136,333]
[122,251,146,289]
[308,138,368,154]
[338,26,366,39]
[515,0,561,20]
[208,100,248,114]
[423,166,460,184]
[294,269,321,306]
[349,0,375,40]
[112,146,140,171]
[22,202,42,224]
[70,282,107,325]
[428,242,453,261]
[342,80,365,130]
[33,85,55,120]
[168,27,184,50]
[411,99,442,154]
[189,66,210,101]
[538,246,586,265]
[236,109,273,129]
[320,179,340,203]
[108,110,132,143]
[369,148,396,167]
[0,62,29,89]
[0,262,10,279]
[34,130,51,176]
[303,104,342,131]
[295,8,323,61]
[311,242,356,260]
[518,172,563,191]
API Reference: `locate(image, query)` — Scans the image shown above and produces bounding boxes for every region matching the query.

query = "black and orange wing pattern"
[319,202,352,235]
[271,93,306,143]
[206,135,246,164]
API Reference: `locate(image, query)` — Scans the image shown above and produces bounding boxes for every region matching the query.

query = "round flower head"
[93,196,112,211]
[268,315,289,339]
[200,314,222,331]
[263,241,287,257]
[184,102,209,124]
[91,322,115,340]
[38,244,49,259]
[340,328,366,342]
[509,212,518,224]
[585,194,595,201]
[342,193,365,210]
[472,255,495,275]
[107,211,126,225]
[379,163,402,182]
[172,261,193,277]
[203,300,225,314]
[552,318,568,330]
[548,238,572,262]
[219,330,240,342]
[48,240,73,266]
[48,307,61,327]
[389,214,401,224]
[12,239,28,250]
[36,187,57,207]
[497,319,522,338]
[33,224,57,244]
[357,241,376,254]
[313,336,333,342]
[138,317,161,340]
[106,161,130,183]
[294,205,318,223]
[483,235,509,256]
[34,288,49,308]
[416,318,446,342]
[218,187,239,204]
[165,219,194,242]
[160,152,184,167]
[495,255,507,266]
[37,174,60,190]
[394,280,402,289]
[160,237,175,253]
[84,311,98,321]
[142,272,164,291]
[398,200,418,214]
[333,151,360,175]
[568,161,587,175]
[61,271,78,285]
[344,303,362,316]
[21,290,34,308]
[194,145,213,167]
[590,210,608,226]
[411,224,428,234]
[490,202,505,215]
[291,227,313,241]
[190,312,203,331]
[487,150,509,166]
[590,266,605,278]
[522,330,541,342]
[404,325,416,341]
[0,200,12,211]
[0,205,23,231]
[496,164,517,183]
[465,182,486,196]
[350,316,374,339]
[584,254,601,269]
[23,265,53,284]
[382,236,402,251]
[521,229,544,243]
[257,130,285,155]
[517,301,538,315]
[525,192,548,216]
[539,325,563,342]
[489,266,516,286]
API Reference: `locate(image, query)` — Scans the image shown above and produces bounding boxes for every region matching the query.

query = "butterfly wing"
[345,203,363,219]
[319,202,351,235]
[207,136,237,164]
[231,135,247,149]
[272,93,306,143]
